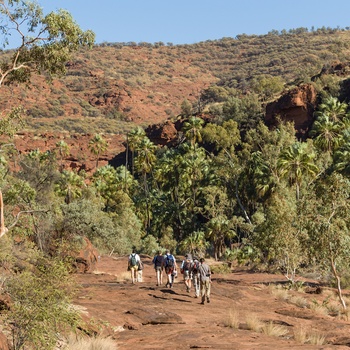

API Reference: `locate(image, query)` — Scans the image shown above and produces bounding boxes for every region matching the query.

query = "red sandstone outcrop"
[265,84,317,138]
[74,237,99,273]
[145,120,179,146]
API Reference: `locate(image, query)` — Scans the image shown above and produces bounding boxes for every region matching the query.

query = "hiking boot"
[170,283,173,288]
[165,282,169,288]
[207,299,210,303]
[200,301,205,305]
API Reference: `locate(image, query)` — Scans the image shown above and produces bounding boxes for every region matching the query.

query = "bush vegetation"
[2,2,350,348]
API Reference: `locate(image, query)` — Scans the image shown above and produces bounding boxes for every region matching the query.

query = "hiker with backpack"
[180,253,193,293]
[153,250,165,286]
[192,256,200,298]
[164,249,177,288]
[128,248,141,284]
[198,257,211,304]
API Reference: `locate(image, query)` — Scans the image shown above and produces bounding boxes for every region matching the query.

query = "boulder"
[265,84,317,139]
[74,237,99,273]
[145,120,179,146]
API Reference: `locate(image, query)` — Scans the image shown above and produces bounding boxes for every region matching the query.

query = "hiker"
[137,258,144,282]
[198,257,211,304]
[164,249,177,288]
[180,254,193,293]
[128,248,141,284]
[192,256,200,298]
[153,250,165,286]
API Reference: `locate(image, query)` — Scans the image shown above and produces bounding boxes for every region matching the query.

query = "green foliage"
[140,235,162,255]
[55,170,86,204]
[3,255,80,350]
[0,0,95,86]
[88,134,108,169]
[179,231,209,257]
[210,263,231,274]
[250,74,285,101]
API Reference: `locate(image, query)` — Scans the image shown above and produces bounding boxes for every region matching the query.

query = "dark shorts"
[165,266,174,275]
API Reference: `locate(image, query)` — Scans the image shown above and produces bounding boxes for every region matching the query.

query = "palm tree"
[277,142,318,200]
[88,134,108,169]
[134,137,157,233]
[182,116,204,148]
[55,140,70,171]
[309,116,342,153]
[127,127,146,175]
[333,138,350,174]
[55,170,85,204]
[206,216,235,261]
[315,96,349,123]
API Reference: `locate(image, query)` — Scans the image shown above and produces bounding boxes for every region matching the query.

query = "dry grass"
[63,335,117,350]
[225,308,240,329]
[115,271,131,282]
[268,284,290,301]
[288,295,309,308]
[308,331,326,345]
[293,326,326,345]
[262,321,289,337]
[293,326,308,344]
[326,301,342,316]
[245,313,264,333]
[309,302,329,316]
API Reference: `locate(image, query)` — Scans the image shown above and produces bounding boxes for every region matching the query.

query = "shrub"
[3,256,80,350]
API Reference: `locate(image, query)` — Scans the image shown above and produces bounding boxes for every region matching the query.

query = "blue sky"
[34,0,350,45]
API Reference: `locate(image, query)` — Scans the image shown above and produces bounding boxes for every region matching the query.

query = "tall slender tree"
[277,142,318,200]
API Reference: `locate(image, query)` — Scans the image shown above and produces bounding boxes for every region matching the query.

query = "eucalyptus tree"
[253,183,304,282]
[18,149,59,205]
[303,172,350,310]
[0,0,95,87]
[88,134,108,169]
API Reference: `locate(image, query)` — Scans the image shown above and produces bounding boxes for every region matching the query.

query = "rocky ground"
[72,255,350,350]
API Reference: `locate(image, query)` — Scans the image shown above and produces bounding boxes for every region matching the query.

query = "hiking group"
[128,248,212,304]
[152,250,211,304]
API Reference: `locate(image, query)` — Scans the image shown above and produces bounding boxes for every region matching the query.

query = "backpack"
[166,255,174,268]
[183,260,192,271]
[192,260,199,274]
[153,255,163,267]
[130,253,137,267]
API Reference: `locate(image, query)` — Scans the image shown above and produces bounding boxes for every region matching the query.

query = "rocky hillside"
[2,29,350,169]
